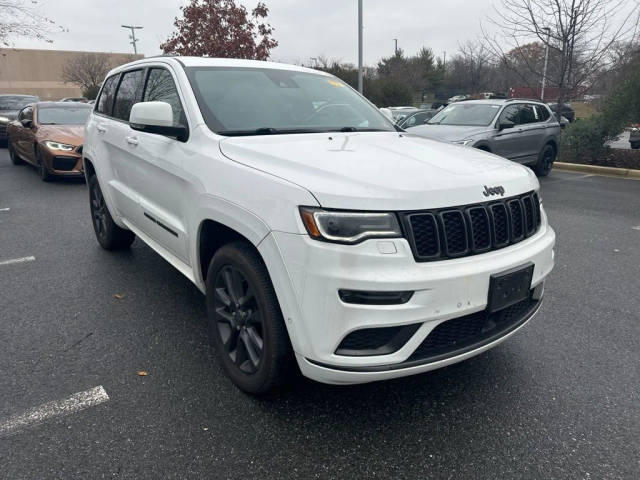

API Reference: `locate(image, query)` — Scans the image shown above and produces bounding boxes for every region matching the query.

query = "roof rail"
[505,97,545,103]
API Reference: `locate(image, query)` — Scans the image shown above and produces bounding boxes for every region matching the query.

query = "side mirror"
[379,107,394,121]
[499,119,515,131]
[21,119,33,128]
[129,101,188,142]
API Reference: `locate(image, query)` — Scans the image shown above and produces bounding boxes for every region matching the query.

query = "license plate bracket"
[487,263,534,313]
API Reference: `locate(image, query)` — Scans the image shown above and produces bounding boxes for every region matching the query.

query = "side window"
[536,105,551,121]
[500,105,520,125]
[520,104,538,124]
[97,75,118,116]
[143,68,186,126]
[404,115,417,127]
[113,70,145,121]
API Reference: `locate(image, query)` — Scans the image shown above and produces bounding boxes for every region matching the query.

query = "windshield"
[0,96,38,110]
[38,106,92,125]
[186,67,396,135]
[428,103,501,126]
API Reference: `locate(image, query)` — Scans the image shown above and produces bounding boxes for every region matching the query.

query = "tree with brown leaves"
[160,0,277,60]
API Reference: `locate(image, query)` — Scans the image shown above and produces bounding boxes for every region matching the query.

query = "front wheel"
[8,138,22,165]
[206,241,295,394]
[631,142,640,150]
[534,144,556,177]
[88,175,135,250]
[36,147,51,182]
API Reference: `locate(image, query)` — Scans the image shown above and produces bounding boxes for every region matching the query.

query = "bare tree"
[0,0,61,45]
[61,53,113,99]
[484,0,640,108]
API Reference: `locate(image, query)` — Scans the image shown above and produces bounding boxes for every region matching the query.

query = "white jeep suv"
[84,57,555,393]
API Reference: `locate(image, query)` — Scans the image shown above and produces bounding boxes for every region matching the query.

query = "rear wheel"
[206,241,295,394]
[8,138,22,165]
[534,143,556,177]
[88,175,135,250]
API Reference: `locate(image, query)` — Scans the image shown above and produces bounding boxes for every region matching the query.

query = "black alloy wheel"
[535,144,556,177]
[8,139,22,165]
[214,265,264,374]
[88,175,136,250]
[90,177,108,241]
[36,147,51,182]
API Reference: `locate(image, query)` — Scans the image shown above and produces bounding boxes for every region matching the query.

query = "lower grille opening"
[338,289,413,305]
[52,156,78,171]
[408,293,538,362]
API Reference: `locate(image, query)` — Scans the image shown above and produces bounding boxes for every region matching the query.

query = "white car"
[84,57,555,394]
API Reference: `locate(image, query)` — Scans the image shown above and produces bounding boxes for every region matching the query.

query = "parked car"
[84,57,555,394]
[630,124,640,149]
[388,106,420,123]
[397,109,437,128]
[547,102,575,122]
[447,94,468,103]
[7,101,91,181]
[0,94,39,146]
[406,99,562,176]
[60,97,89,103]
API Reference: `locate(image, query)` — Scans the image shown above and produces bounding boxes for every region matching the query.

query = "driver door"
[492,104,525,161]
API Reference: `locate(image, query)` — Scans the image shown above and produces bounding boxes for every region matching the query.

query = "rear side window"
[97,75,118,115]
[520,105,538,124]
[113,70,145,121]
[143,68,185,126]
[535,105,551,121]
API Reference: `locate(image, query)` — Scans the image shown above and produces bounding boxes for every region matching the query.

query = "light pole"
[541,27,550,101]
[121,25,143,55]
[357,0,363,94]
[310,57,318,68]
[394,38,398,55]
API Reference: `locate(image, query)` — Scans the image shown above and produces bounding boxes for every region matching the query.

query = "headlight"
[44,140,75,151]
[299,207,402,244]
[0,116,9,123]
[452,139,475,146]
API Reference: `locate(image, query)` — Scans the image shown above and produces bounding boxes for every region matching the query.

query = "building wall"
[0,48,143,100]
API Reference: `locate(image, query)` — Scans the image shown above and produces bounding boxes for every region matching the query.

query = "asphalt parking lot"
[1,149,639,479]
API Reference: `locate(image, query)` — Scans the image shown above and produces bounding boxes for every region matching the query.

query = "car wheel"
[206,241,295,394]
[631,142,640,150]
[8,138,22,165]
[534,143,556,177]
[88,175,136,250]
[36,147,51,182]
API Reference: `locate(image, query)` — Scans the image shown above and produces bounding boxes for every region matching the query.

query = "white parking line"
[0,207,9,212]
[0,386,109,438]
[0,256,36,266]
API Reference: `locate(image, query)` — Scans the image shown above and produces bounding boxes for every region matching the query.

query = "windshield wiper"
[218,127,327,136]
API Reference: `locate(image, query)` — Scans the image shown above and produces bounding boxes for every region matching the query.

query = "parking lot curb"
[554,162,640,180]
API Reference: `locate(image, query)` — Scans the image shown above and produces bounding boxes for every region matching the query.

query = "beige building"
[0,48,143,100]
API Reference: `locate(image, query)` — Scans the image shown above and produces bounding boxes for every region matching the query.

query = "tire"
[8,138,22,165]
[36,147,51,182]
[631,142,640,150]
[88,175,135,250]
[206,241,295,394]
[534,143,556,177]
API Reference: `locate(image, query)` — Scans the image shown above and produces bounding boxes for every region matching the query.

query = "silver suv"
[405,99,561,176]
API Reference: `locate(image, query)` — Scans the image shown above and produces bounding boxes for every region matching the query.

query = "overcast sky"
[12,0,503,65]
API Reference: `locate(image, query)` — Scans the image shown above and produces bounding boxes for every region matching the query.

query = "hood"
[405,124,492,142]
[219,132,537,211]
[0,110,19,121]
[37,125,84,146]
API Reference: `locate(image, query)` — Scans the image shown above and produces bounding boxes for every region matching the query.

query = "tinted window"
[113,70,145,121]
[0,96,38,110]
[143,68,185,126]
[520,104,538,124]
[536,105,550,121]
[97,75,118,115]
[38,106,92,125]
[499,105,521,125]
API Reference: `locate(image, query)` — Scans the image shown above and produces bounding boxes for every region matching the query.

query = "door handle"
[125,136,139,146]
[96,126,107,134]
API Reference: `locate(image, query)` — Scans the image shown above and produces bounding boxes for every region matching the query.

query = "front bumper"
[41,148,84,176]
[265,215,555,385]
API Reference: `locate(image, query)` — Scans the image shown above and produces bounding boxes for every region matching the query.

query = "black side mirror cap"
[499,120,515,131]
[130,122,189,142]
[20,119,32,128]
